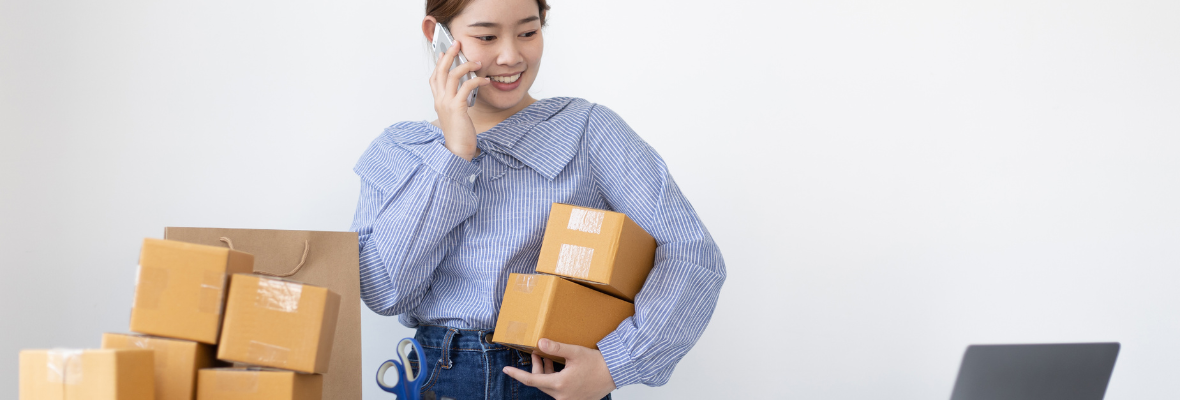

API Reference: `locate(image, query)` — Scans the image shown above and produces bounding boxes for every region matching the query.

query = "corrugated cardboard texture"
[218,274,341,374]
[534,203,657,301]
[492,274,635,363]
[130,238,255,344]
[165,227,361,400]
[196,368,322,400]
[102,333,218,400]
[19,349,155,400]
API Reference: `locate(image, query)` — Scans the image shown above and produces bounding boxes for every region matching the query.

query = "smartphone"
[432,23,478,107]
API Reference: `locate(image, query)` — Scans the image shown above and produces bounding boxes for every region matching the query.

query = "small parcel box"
[217,274,341,374]
[130,238,255,344]
[534,203,657,301]
[196,368,323,400]
[19,348,155,400]
[492,273,634,363]
[102,333,218,400]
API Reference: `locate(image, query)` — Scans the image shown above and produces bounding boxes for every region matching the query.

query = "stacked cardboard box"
[100,333,217,400]
[19,349,155,400]
[493,203,657,363]
[19,238,341,400]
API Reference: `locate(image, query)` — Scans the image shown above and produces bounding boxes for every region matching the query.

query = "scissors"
[377,337,436,400]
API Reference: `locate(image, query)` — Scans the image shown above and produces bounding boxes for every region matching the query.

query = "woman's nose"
[495,42,524,66]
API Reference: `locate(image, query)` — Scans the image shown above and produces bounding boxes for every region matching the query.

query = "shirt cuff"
[417,142,480,191]
[597,327,642,388]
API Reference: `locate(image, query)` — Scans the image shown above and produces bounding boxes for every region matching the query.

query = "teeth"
[490,73,521,84]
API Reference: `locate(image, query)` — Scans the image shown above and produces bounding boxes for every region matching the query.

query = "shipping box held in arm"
[130,238,254,344]
[492,273,635,363]
[534,203,657,301]
[217,274,341,374]
[197,368,323,400]
[102,333,219,400]
[19,349,154,400]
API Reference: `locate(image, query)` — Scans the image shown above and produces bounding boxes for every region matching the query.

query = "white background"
[2,0,1178,398]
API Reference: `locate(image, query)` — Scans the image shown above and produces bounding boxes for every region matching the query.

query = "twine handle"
[218,237,310,278]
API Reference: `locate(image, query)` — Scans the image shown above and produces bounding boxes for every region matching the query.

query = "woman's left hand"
[502,338,616,400]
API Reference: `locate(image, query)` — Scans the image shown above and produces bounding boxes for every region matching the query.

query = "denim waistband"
[414,324,507,351]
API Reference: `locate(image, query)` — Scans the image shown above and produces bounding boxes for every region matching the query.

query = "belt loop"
[439,328,457,370]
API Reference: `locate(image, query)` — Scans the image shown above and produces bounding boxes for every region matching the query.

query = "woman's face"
[444,0,543,111]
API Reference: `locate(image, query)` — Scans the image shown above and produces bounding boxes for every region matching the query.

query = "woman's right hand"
[430,39,490,161]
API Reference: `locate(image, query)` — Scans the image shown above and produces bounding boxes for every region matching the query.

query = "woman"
[350,0,726,398]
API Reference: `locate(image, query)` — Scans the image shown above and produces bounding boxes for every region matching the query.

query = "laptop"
[949,342,1120,400]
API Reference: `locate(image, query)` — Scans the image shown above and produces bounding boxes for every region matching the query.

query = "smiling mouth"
[489,73,522,84]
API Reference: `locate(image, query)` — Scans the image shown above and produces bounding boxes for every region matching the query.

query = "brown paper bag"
[164,227,360,400]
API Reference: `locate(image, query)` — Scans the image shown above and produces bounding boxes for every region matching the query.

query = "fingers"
[454,74,489,105]
[446,60,484,97]
[433,39,461,84]
[543,357,555,374]
[531,353,543,374]
[538,338,577,360]
[502,366,558,390]
[430,40,464,100]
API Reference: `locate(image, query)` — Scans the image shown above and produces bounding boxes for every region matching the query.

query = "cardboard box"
[130,238,255,344]
[20,349,154,400]
[197,368,322,400]
[534,203,657,301]
[102,333,218,400]
[164,227,363,400]
[218,274,341,373]
[492,274,635,363]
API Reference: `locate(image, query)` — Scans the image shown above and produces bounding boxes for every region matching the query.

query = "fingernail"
[539,339,550,350]
[475,61,481,65]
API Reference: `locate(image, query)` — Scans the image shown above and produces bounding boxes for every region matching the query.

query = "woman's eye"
[520,30,538,38]
[475,35,496,41]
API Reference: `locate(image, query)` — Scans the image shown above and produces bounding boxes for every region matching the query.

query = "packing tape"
[133,267,168,310]
[254,278,302,313]
[555,243,594,279]
[567,208,605,234]
[214,370,259,393]
[130,265,140,310]
[246,341,290,367]
[46,349,83,385]
[199,271,226,314]
[503,321,528,341]
[514,275,536,293]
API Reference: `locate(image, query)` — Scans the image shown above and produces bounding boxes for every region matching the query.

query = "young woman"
[350,0,726,398]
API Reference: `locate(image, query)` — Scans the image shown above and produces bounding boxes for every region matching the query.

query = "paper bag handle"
[219,237,310,278]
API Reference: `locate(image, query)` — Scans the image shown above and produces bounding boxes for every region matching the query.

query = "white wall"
[3,0,1178,398]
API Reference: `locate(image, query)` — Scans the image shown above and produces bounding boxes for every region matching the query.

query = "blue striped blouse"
[350,97,726,388]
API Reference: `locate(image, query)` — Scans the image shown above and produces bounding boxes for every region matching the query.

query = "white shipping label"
[567,208,604,234]
[555,243,594,279]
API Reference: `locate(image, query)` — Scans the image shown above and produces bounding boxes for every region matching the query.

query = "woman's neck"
[469,94,538,134]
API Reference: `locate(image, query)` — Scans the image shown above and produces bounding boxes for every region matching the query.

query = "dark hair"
[426,0,550,27]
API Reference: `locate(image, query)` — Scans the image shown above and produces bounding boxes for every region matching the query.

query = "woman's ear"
[422,16,439,42]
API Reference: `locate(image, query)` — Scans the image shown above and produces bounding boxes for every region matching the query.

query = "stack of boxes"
[19,238,340,400]
[493,203,658,362]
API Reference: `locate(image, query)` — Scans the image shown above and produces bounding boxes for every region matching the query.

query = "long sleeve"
[350,123,482,316]
[585,106,727,388]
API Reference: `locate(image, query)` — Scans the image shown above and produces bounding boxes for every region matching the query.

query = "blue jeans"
[409,325,613,400]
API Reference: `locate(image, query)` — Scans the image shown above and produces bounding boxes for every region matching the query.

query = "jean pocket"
[410,347,442,394]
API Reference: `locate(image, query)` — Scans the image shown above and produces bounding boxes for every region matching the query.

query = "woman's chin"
[476,90,530,112]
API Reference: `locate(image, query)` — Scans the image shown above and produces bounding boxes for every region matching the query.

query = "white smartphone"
[432,23,478,107]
